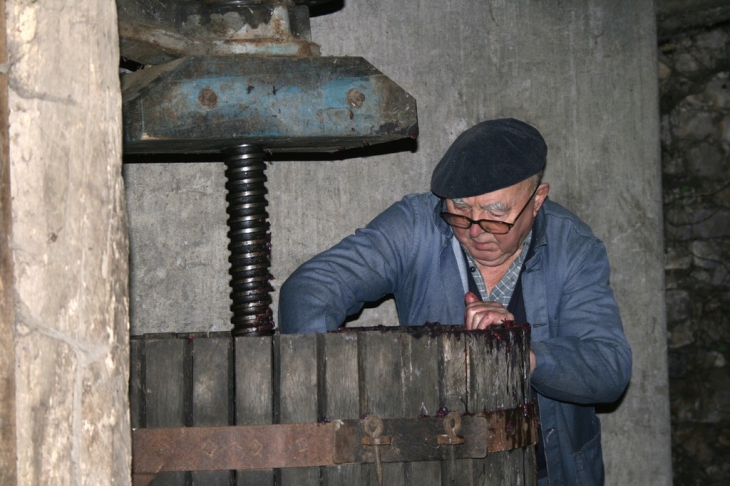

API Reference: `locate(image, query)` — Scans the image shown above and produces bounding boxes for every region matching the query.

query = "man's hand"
[464,293,537,373]
[464,292,515,330]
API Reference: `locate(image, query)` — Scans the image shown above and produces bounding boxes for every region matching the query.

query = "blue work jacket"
[279,192,632,485]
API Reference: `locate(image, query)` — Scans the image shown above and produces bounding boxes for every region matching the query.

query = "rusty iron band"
[133,403,537,481]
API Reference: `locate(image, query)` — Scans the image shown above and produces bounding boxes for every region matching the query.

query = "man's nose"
[469,221,484,237]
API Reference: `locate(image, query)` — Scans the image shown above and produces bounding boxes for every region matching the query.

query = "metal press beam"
[122,55,418,154]
[118,0,418,334]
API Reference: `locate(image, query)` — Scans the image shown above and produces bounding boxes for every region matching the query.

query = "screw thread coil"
[223,144,273,335]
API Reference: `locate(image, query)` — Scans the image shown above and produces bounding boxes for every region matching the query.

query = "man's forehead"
[451,180,532,206]
[451,196,508,212]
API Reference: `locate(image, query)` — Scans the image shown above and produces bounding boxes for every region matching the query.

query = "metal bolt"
[347,88,365,108]
[198,88,218,109]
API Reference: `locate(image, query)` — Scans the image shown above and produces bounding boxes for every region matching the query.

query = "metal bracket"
[437,411,465,445]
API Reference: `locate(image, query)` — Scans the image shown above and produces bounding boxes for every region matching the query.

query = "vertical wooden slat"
[402,333,441,486]
[468,334,497,486]
[467,331,536,486]
[320,332,360,485]
[235,335,274,486]
[438,333,473,485]
[360,331,405,486]
[438,333,467,413]
[145,335,186,486]
[192,336,233,485]
[467,335,491,414]
[278,334,319,486]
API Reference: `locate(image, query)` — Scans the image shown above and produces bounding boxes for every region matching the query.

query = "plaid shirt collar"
[464,230,533,305]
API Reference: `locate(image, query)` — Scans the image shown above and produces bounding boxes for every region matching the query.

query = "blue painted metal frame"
[122,56,418,154]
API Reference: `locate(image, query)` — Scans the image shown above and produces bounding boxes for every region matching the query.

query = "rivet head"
[347,88,365,108]
[198,88,218,109]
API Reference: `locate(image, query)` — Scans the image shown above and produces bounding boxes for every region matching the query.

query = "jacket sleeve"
[529,236,632,405]
[278,197,419,334]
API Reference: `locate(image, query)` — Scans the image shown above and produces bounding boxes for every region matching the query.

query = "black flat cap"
[431,118,547,198]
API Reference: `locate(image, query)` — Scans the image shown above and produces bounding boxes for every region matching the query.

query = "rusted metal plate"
[131,473,156,486]
[333,416,488,464]
[132,406,538,475]
[486,404,539,454]
[121,56,418,154]
[132,422,334,473]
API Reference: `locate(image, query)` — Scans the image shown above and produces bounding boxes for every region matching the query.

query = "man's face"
[445,180,550,269]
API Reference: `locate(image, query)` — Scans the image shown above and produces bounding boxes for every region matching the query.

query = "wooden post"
[0,0,17,482]
[4,1,128,483]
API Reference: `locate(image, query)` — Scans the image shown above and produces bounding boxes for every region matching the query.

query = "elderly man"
[279,118,632,485]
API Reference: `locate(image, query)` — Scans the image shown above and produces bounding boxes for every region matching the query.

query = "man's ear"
[533,183,550,215]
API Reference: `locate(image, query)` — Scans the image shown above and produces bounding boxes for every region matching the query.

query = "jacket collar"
[532,199,548,248]
[524,198,548,270]
[431,193,454,237]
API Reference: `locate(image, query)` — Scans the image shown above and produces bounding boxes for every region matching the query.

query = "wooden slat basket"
[130,324,537,485]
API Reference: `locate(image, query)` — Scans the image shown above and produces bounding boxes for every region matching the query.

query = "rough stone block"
[666,207,730,240]
[665,245,692,270]
[668,322,695,349]
[666,289,692,324]
[694,29,729,50]
[671,109,718,140]
[704,72,730,109]
[675,52,700,73]
[691,240,724,268]
[686,143,726,177]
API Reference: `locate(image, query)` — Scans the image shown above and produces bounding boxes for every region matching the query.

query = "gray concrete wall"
[5,1,130,484]
[124,0,671,483]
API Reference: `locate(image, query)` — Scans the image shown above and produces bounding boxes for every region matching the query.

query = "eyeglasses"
[440,185,539,235]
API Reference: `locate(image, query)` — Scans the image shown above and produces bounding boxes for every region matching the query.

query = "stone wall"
[659,24,730,485]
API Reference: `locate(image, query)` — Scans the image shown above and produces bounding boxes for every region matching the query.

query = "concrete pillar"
[2,1,129,484]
